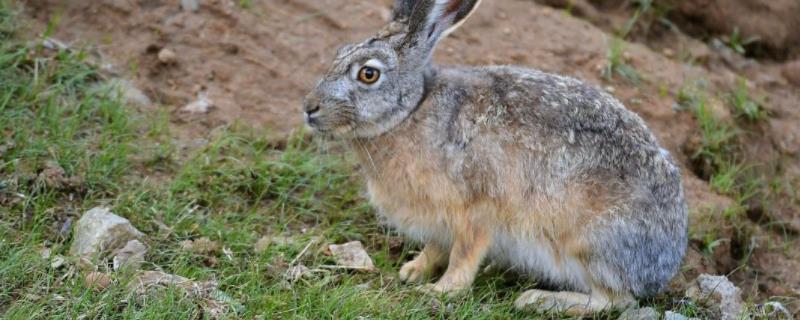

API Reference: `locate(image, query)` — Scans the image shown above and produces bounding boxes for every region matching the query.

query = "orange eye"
[357,66,381,84]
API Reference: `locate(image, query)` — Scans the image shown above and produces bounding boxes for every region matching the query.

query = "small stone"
[157,48,177,64]
[756,301,792,319]
[91,79,152,107]
[664,311,687,320]
[685,274,743,320]
[69,207,144,261]
[84,272,113,291]
[328,241,376,271]
[102,0,135,13]
[180,237,220,254]
[284,265,310,282]
[254,236,271,254]
[619,307,659,320]
[39,247,51,259]
[113,239,147,271]
[180,0,199,12]
[50,255,67,269]
[182,92,213,113]
[38,161,66,189]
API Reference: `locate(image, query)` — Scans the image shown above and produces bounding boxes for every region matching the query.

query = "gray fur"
[303,0,688,299]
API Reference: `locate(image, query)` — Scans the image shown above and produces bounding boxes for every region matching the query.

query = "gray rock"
[112,239,147,271]
[91,79,152,107]
[180,0,199,12]
[618,307,659,320]
[70,207,145,259]
[685,274,744,320]
[664,311,698,320]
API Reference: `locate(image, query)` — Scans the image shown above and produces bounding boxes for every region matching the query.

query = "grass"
[602,37,641,84]
[0,3,584,319]
[617,0,675,40]
[675,82,736,167]
[721,27,758,56]
[728,79,767,122]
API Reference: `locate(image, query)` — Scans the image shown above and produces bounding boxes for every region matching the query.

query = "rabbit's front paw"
[399,258,433,283]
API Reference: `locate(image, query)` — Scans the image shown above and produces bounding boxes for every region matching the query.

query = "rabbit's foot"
[514,289,613,316]
[415,281,469,298]
[399,244,446,283]
[399,259,431,283]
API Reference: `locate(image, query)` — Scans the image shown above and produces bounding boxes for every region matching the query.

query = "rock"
[664,311,697,320]
[70,207,144,262]
[619,307,659,320]
[756,301,792,319]
[182,92,213,113]
[180,0,199,12]
[102,0,135,13]
[180,237,220,254]
[253,236,271,254]
[39,247,51,259]
[328,241,376,271]
[782,60,800,87]
[157,48,177,64]
[38,161,66,189]
[92,79,152,107]
[685,274,744,320]
[113,239,147,271]
[84,271,113,291]
[50,255,67,269]
[284,265,310,282]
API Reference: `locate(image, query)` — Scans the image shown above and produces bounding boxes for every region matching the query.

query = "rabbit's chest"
[361,151,467,244]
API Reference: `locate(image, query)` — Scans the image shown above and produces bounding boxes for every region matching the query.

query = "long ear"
[391,0,416,22]
[401,0,481,57]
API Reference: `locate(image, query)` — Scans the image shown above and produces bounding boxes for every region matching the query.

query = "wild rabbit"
[303,0,687,315]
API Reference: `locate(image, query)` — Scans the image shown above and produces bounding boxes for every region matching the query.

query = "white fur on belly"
[489,230,591,292]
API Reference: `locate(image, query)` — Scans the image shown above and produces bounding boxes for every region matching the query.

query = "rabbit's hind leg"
[514,288,634,316]
[399,242,448,283]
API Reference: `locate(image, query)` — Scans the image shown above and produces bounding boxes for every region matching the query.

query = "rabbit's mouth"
[304,111,357,138]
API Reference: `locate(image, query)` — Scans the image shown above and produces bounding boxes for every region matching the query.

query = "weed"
[603,37,640,84]
[728,79,767,121]
[618,0,675,39]
[721,27,759,56]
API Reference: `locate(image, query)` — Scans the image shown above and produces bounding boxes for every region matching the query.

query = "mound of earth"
[22,0,800,313]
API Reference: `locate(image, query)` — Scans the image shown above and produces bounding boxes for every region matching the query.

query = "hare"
[303,0,687,315]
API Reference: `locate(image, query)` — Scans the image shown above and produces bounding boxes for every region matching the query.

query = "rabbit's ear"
[391,0,416,21]
[401,0,481,56]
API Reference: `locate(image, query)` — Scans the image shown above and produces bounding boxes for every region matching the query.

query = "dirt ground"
[23,0,800,312]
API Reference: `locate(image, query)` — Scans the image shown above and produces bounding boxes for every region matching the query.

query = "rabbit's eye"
[357,66,381,84]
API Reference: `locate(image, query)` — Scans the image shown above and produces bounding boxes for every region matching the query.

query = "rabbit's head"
[303,0,481,138]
